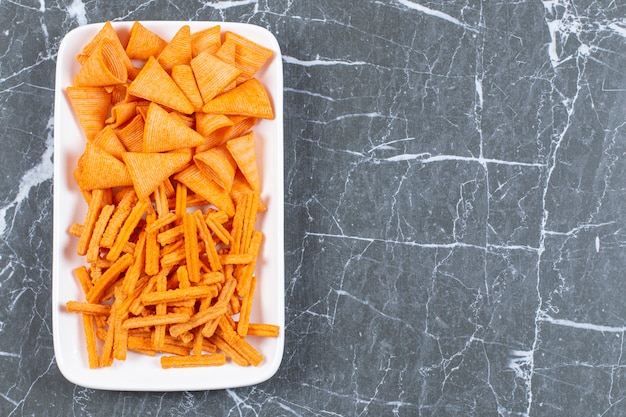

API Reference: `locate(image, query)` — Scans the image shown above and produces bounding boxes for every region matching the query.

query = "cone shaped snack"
[75,142,133,190]
[81,21,135,77]
[125,21,167,60]
[122,151,192,200]
[226,132,260,191]
[174,165,235,217]
[67,86,112,140]
[73,39,128,87]
[190,51,241,104]
[157,25,192,73]
[92,125,126,160]
[143,102,205,152]
[194,145,237,192]
[201,78,273,119]
[171,65,204,112]
[128,56,194,114]
[191,25,221,57]
[223,31,274,83]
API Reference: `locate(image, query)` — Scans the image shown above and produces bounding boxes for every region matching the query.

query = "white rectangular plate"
[52,21,284,391]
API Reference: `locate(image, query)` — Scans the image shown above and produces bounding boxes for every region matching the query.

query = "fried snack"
[64,21,280,370]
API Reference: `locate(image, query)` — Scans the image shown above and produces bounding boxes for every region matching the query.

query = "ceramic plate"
[52,21,284,391]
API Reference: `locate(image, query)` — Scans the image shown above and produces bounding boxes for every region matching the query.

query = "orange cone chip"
[143,102,205,152]
[174,165,235,217]
[125,21,167,60]
[190,51,241,104]
[106,101,141,128]
[114,114,145,152]
[73,39,128,87]
[194,145,237,192]
[128,56,194,115]
[92,126,126,160]
[223,31,275,83]
[191,25,221,57]
[122,151,192,200]
[81,21,135,78]
[171,65,204,112]
[201,78,274,119]
[75,142,133,190]
[195,113,234,138]
[157,25,192,73]
[226,132,260,191]
[67,87,111,141]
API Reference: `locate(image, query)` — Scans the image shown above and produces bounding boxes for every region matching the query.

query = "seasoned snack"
[64,21,279,369]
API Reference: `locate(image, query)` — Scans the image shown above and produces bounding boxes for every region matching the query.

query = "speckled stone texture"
[2,1,626,416]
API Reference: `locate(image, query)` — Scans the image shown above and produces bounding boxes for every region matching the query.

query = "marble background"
[2,0,626,416]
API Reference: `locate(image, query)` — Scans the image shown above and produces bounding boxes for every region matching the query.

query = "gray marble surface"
[2,0,626,416]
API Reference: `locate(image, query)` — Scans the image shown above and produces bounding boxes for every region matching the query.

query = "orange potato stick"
[86,253,133,304]
[121,312,191,330]
[237,275,256,337]
[100,189,137,248]
[121,230,147,294]
[175,182,188,223]
[81,313,100,368]
[74,266,93,294]
[160,247,186,268]
[201,278,236,339]
[208,334,249,367]
[247,323,280,338]
[169,304,227,338]
[152,267,168,350]
[145,214,161,276]
[129,267,171,315]
[153,184,169,219]
[66,301,111,315]
[141,285,217,306]
[236,230,263,296]
[201,271,225,286]
[106,200,149,262]
[220,253,253,265]
[86,204,114,263]
[145,212,177,234]
[176,265,191,289]
[193,210,222,272]
[77,188,106,256]
[183,212,201,283]
[127,336,190,356]
[69,223,83,237]
[192,326,204,356]
[229,192,248,254]
[160,353,226,369]
[205,213,232,245]
[216,316,263,366]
